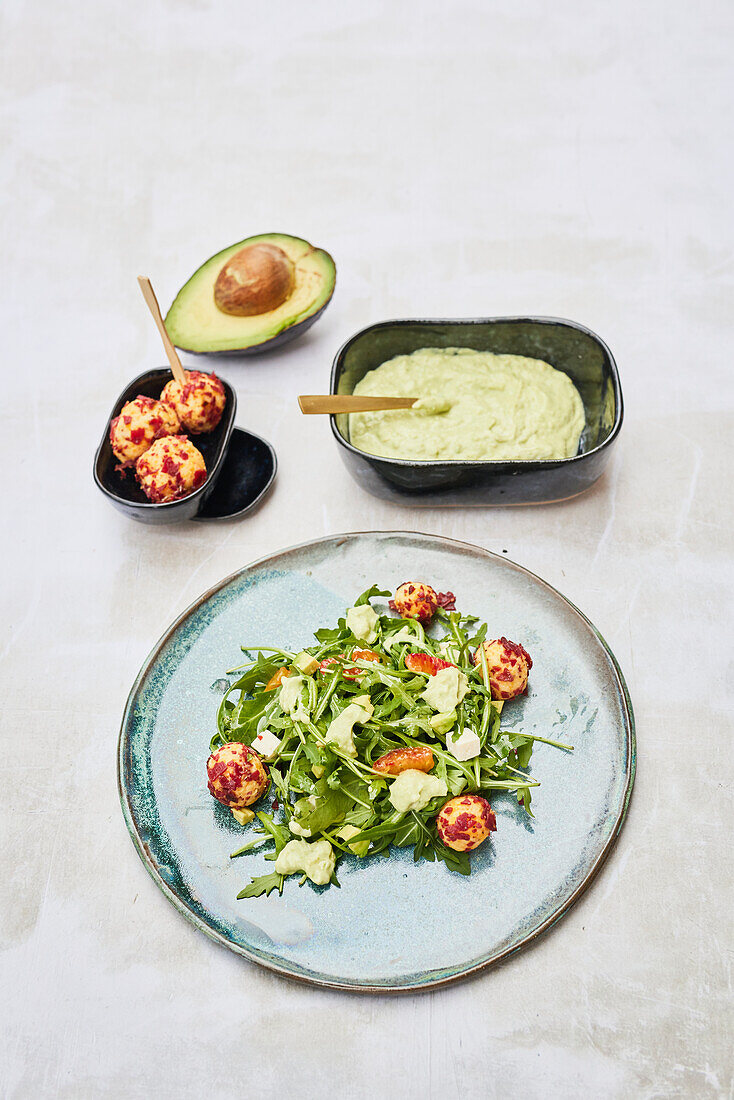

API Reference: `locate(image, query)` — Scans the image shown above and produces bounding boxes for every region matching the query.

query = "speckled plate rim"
[117,531,636,994]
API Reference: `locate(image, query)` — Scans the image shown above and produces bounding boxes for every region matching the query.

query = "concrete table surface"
[1,2,732,1097]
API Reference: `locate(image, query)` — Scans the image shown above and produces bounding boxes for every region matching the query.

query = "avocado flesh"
[165,233,336,353]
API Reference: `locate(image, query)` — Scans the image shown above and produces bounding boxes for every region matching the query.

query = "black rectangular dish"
[330,316,623,506]
[94,367,237,524]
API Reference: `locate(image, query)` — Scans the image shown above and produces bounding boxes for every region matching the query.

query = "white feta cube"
[446,728,481,762]
[251,728,281,759]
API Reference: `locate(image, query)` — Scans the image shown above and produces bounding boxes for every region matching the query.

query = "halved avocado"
[165,233,336,355]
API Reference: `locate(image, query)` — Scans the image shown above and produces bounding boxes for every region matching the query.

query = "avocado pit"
[214,243,295,317]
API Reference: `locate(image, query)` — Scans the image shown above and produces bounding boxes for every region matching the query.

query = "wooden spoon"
[299,395,419,414]
[137,276,187,386]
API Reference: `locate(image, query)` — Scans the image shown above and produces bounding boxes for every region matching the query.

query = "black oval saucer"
[194,427,277,521]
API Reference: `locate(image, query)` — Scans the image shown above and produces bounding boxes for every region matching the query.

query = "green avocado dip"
[349,347,585,461]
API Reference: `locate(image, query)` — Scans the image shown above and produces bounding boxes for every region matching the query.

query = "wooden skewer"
[298,394,419,414]
[137,276,187,386]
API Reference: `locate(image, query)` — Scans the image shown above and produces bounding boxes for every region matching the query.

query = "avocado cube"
[294,651,319,676]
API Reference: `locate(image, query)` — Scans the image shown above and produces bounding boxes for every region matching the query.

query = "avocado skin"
[165,232,336,355]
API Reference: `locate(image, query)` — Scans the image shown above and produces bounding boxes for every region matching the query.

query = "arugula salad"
[206,581,572,898]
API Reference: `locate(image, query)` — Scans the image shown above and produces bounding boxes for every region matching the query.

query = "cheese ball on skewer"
[109,396,180,465]
[135,435,207,503]
[160,370,226,434]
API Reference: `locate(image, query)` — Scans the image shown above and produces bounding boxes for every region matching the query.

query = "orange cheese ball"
[135,435,207,503]
[473,637,533,700]
[206,743,269,809]
[436,795,497,852]
[160,370,226,434]
[392,581,438,623]
[109,396,180,465]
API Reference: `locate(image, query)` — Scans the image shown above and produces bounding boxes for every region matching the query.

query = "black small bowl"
[94,367,237,524]
[330,316,623,505]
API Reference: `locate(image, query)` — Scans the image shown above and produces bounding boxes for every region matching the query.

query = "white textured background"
[2,2,732,1097]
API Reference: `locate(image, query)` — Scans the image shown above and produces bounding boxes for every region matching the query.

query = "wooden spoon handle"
[298,395,418,414]
[137,276,187,386]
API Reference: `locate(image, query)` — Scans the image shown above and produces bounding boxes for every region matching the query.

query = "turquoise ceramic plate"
[119,532,635,992]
